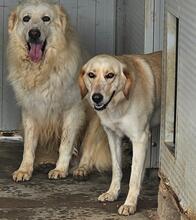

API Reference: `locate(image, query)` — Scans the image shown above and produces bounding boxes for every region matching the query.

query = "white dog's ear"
[8,10,17,34]
[123,68,132,99]
[79,69,88,99]
[55,5,69,33]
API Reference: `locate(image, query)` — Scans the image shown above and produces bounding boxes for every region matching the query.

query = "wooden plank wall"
[1,0,21,131]
[61,0,116,55]
[123,0,145,54]
[161,0,196,213]
[0,0,116,131]
[0,0,3,129]
[95,0,116,54]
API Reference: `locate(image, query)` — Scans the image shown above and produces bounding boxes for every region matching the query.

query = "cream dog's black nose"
[29,29,41,41]
[92,93,103,104]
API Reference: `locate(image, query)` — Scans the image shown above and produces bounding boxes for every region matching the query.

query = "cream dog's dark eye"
[88,72,96,79]
[105,73,115,79]
[42,16,51,22]
[23,15,31,22]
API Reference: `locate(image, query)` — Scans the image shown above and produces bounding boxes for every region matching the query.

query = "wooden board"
[1,0,21,131]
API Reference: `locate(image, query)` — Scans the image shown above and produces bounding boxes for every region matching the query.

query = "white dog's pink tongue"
[29,43,43,63]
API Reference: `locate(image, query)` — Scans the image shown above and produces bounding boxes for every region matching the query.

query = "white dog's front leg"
[48,104,85,179]
[13,114,38,182]
[118,129,149,215]
[98,127,122,202]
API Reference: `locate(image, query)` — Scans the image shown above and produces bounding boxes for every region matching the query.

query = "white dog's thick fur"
[79,52,162,215]
[8,0,111,182]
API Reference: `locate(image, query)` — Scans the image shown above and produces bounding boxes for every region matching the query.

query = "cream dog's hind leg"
[73,142,94,179]
[73,115,111,179]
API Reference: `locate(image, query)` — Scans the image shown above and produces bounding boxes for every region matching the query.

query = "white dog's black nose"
[29,29,41,41]
[92,93,103,104]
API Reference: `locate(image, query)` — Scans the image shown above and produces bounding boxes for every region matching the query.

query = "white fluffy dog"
[7,0,111,182]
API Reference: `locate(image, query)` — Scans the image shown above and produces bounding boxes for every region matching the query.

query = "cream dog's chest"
[100,114,135,139]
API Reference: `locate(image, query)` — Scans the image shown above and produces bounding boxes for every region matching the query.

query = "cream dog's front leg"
[98,127,122,202]
[118,129,149,215]
[13,113,38,182]
[48,104,85,179]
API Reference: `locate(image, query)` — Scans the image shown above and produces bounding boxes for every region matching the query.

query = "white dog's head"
[8,0,70,63]
[79,55,132,111]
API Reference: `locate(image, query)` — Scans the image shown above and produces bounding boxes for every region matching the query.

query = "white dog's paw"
[118,204,136,216]
[98,191,118,202]
[12,170,32,182]
[48,169,68,179]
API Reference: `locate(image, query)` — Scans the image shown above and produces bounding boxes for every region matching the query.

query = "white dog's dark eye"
[23,15,31,22]
[88,72,96,79]
[42,16,51,22]
[105,73,115,79]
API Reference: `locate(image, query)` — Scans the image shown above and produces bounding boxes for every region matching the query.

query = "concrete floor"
[0,141,159,220]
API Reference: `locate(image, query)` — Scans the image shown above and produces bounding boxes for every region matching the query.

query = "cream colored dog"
[7,0,111,182]
[79,52,161,215]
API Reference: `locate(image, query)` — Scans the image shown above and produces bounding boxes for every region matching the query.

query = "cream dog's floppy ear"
[79,70,88,99]
[123,68,132,99]
[8,10,17,34]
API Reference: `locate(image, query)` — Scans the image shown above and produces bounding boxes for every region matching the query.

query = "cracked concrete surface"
[0,141,158,220]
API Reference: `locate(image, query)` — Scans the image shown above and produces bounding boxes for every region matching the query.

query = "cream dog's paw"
[118,204,136,216]
[98,191,118,202]
[48,169,68,179]
[73,166,89,180]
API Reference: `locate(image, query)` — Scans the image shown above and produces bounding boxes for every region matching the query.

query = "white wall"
[117,0,164,55]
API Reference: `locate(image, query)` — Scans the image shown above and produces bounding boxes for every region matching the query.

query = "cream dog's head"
[79,55,132,111]
[8,0,70,63]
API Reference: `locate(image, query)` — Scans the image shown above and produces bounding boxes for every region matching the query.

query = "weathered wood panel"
[124,0,145,54]
[77,0,96,55]
[0,1,4,129]
[2,0,21,131]
[154,0,164,51]
[144,0,154,53]
[160,0,196,214]
[59,0,78,28]
[95,0,116,54]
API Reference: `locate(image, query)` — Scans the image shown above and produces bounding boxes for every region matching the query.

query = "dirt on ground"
[0,141,159,220]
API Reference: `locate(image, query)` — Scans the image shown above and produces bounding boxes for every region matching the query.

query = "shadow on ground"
[0,141,159,220]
